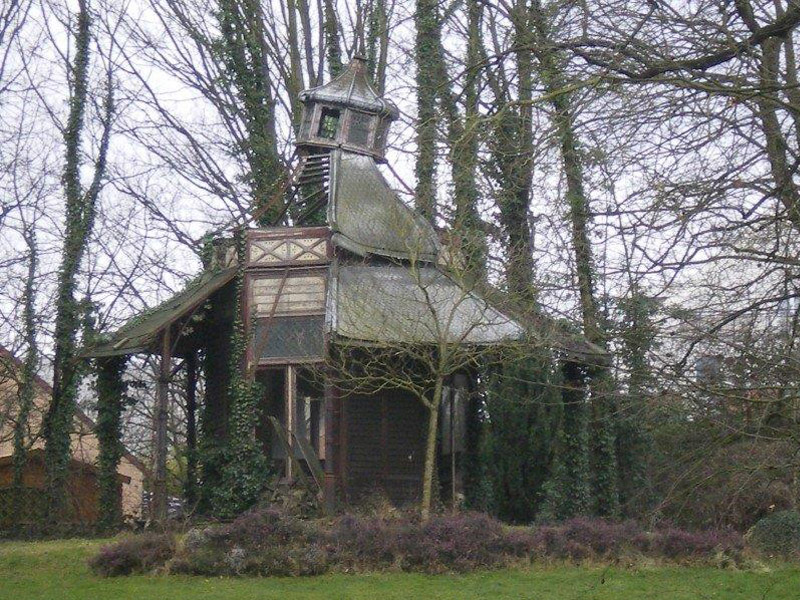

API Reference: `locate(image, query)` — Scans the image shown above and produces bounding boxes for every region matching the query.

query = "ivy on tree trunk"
[207,229,269,518]
[95,356,129,531]
[10,227,38,523]
[44,0,113,521]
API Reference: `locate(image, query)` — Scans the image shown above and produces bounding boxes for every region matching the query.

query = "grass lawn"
[1,538,799,600]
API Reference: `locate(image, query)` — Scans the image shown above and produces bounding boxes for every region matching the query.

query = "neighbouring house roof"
[328,263,524,345]
[328,151,440,262]
[83,267,237,358]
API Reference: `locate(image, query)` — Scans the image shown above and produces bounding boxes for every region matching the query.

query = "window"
[317,107,340,139]
[374,119,390,150]
[347,110,373,146]
[254,315,324,360]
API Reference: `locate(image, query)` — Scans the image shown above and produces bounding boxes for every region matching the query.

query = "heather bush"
[327,511,514,572]
[393,512,510,572]
[91,509,752,578]
[650,527,743,559]
[171,507,322,576]
[749,511,800,559]
[527,519,742,562]
[88,532,175,576]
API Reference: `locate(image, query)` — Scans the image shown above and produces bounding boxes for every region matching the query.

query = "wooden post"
[450,387,456,510]
[184,349,198,507]
[323,370,336,512]
[285,365,296,480]
[152,328,171,522]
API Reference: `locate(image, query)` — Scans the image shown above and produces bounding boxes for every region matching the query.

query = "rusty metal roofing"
[299,56,399,119]
[83,267,237,357]
[328,151,440,262]
[327,263,523,345]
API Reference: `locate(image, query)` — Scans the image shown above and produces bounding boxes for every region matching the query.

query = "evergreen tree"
[485,350,563,522]
[616,287,659,515]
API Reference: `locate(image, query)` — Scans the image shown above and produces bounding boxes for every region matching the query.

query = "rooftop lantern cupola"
[297,55,399,162]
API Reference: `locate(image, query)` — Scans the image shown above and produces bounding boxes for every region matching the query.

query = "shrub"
[526,519,742,562]
[396,512,510,572]
[530,518,640,560]
[325,511,520,573]
[172,507,321,576]
[93,510,752,578]
[89,532,175,576]
[650,527,742,559]
[749,510,800,559]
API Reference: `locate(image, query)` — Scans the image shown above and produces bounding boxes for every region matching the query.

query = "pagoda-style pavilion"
[87,56,604,515]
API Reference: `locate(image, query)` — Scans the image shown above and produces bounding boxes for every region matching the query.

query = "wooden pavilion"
[86,56,604,515]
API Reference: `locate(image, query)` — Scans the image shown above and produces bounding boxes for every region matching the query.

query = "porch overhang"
[83,267,237,358]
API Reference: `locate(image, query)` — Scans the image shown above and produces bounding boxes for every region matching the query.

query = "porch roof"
[83,267,237,358]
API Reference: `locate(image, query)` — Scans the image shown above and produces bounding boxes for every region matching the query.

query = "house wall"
[0,362,145,519]
[0,455,101,525]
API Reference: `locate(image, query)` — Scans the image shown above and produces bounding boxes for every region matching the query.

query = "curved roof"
[328,151,440,262]
[328,264,523,345]
[299,55,399,119]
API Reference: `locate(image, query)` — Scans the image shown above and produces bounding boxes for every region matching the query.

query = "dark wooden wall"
[202,282,236,442]
[341,390,426,505]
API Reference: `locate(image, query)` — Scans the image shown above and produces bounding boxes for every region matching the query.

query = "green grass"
[1,538,799,600]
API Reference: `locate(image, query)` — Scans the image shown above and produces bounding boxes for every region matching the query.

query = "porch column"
[323,370,336,511]
[184,349,198,507]
[152,328,171,522]
[285,364,296,479]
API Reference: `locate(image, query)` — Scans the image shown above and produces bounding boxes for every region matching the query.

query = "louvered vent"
[293,151,331,225]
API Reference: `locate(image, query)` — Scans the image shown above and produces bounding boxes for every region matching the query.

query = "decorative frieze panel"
[249,235,329,266]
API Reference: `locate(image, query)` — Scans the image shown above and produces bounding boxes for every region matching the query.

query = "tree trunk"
[426,0,486,281]
[488,0,536,307]
[96,356,128,530]
[44,0,110,519]
[420,376,443,520]
[414,0,439,224]
[216,0,282,225]
[285,0,305,129]
[530,1,619,516]
[11,227,38,521]
[323,0,342,77]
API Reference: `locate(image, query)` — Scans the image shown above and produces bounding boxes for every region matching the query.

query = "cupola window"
[318,107,340,140]
[374,119,390,151]
[347,110,373,147]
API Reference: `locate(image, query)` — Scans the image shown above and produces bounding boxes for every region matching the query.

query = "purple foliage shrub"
[91,509,748,577]
[649,527,743,559]
[171,507,324,576]
[326,511,515,572]
[528,518,742,561]
[89,532,175,576]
